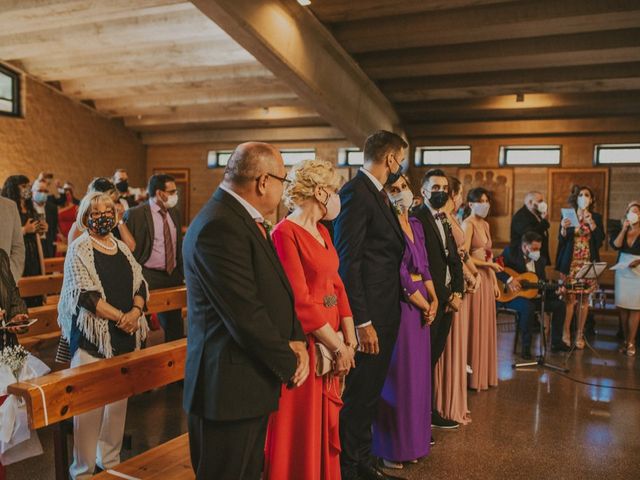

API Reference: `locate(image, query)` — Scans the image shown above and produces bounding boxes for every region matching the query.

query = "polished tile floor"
[6,317,640,480]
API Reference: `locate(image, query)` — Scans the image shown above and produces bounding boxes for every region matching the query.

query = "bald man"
[182,142,308,480]
[511,191,551,263]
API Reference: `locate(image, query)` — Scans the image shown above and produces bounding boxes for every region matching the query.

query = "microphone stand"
[512,283,569,372]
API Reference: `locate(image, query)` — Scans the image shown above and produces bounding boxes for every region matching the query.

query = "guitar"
[496,267,576,303]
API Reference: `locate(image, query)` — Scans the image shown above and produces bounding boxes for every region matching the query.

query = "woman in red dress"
[264,159,357,480]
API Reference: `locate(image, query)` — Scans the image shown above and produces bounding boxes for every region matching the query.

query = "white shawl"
[58,232,149,358]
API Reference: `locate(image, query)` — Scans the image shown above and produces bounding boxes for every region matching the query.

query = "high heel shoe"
[619,343,628,354]
[575,332,585,350]
[627,344,636,357]
[382,459,404,469]
[562,332,571,347]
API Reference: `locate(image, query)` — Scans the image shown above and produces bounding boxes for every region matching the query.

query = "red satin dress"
[264,219,352,480]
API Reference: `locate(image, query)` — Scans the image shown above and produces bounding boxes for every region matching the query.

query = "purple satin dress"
[372,217,432,461]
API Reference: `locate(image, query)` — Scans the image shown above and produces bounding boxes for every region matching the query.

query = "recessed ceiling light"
[297,0,312,6]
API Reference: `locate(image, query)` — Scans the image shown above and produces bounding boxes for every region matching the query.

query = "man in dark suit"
[413,169,464,429]
[124,174,184,342]
[334,130,407,480]
[113,168,138,210]
[511,191,551,264]
[31,177,58,258]
[497,231,569,359]
[182,142,309,480]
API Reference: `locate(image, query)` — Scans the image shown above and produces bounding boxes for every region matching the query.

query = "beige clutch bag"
[315,331,344,377]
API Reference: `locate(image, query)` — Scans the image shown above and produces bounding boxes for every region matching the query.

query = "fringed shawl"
[58,232,149,358]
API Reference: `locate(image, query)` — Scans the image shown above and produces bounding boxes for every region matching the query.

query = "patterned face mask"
[87,215,116,236]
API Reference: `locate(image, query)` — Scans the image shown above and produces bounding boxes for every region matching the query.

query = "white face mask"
[577,196,590,210]
[628,211,639,225]
[164,193,179,209]
[471,202,490,218]
[536,201,548,214]
[321,192,341,221]
[389,190,414,212]
[527,249,541,262]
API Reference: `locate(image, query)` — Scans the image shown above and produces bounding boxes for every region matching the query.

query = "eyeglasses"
[90,210,115,220]
[258,173,291,185]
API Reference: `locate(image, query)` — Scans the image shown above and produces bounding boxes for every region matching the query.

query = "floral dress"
[566,221,597,294]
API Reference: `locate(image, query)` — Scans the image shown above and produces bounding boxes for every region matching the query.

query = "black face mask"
[88,215,116,236]
[428,191,449,210]
[115,181,129,193]
[385,160,403,186]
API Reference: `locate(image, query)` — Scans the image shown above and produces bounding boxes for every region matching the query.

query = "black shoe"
[358,463,405,480]
[430,435,436,445]
[431,411,459,429]
[551,343,571,352]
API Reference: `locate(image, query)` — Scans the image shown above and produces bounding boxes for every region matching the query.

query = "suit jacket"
[496,245,547,284]
[0,197,25,282]
[555,211,605,275]
[412,205,464,304]
[124,200,183,276]
[182,188,304,421]
[333,171,404,329]
[510,205,551,264]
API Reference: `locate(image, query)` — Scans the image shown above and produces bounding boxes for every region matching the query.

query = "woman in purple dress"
[372,175,437,469]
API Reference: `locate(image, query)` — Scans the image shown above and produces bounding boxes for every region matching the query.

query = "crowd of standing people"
[2,131,640,480]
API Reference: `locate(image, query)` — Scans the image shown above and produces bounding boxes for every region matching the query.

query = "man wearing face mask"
[334,130,407,480]
[124,174,184,342]
[511,191,551,264]
[113,169,138,211]
[31,178,58,258]
[496,231,569,359]
[412,169,464,430]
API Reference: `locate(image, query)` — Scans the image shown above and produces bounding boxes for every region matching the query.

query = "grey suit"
[124,200,184,342]
[0,196,25,281]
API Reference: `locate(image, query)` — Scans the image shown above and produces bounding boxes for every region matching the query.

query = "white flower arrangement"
[0,344,29,380]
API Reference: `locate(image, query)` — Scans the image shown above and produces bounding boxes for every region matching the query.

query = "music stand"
[564,261,608,364]
[512,282,569,372]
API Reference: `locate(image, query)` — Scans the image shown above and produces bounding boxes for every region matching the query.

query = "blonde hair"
[76,191,116,232]
[283,159,342,210]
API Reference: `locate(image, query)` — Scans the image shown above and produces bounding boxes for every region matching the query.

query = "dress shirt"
[428,204,452,286]
[144,197,177,270]
[219,185,264,223]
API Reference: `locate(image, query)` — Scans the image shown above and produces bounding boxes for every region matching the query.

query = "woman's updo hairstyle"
[283,159,342,211]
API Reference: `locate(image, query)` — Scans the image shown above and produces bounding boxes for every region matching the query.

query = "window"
[207,149,315,168]
[207,150,232,168]
[499,145,561,166]
[595,144,640,165]
[0,64,20,117]
[414,146,471,166]
[338,148,364,166]
[281,149,315,166]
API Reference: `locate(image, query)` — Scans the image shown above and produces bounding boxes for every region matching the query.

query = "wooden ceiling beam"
[407,116,640,138]
[124,105,321,128]
[331,0,640,53]
[358,28,640,79]
[130,117,329,133]
[0,7,226,59]
[0,0,189,36]
[141,126,345,145]
[381,62,640,101]
[59,63,272,97]
[191,0,401,146]
[310,0,514,23]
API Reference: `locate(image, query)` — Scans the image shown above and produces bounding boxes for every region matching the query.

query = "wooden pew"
[18,273,64,298]
[8,339,188,480]
[44,257,65,274]
[17,286,188,350]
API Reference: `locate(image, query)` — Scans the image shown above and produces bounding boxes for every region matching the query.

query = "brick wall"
[0,76,146,194]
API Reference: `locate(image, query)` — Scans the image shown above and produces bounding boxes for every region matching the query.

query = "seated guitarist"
[496,231,570,359]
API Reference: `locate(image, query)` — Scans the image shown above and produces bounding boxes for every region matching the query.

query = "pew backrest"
[8,338,187,430]
[18,274,64,298]
[44,257,65,274]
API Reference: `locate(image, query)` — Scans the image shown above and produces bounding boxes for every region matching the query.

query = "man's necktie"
[255,220,268,239]
[380,190,391,207]
[159,209,176,275]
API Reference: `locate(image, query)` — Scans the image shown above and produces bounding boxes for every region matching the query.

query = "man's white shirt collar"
[359,167,384,192]
[219,185,264,223]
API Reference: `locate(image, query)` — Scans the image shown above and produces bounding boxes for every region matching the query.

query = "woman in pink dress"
[462,187,500,391]
[433,177,480,422]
